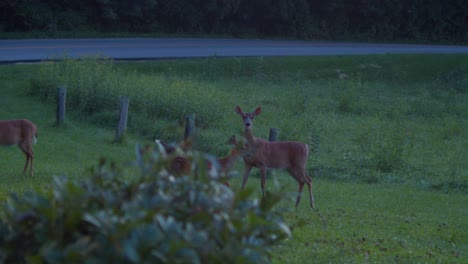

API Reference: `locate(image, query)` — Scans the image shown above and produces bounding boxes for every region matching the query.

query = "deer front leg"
[241,164,253,190]
[259,166,267,197]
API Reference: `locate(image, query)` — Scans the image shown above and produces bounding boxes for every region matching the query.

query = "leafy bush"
[0,144,290,263]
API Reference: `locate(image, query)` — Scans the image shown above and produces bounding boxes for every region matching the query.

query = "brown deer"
[154,138,193,177]
[235,106,315,208]
[155,136,241,186]
[212,135,243,186]
[0,119,38,176]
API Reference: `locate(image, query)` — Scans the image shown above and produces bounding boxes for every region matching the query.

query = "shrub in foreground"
[0,144,290,263]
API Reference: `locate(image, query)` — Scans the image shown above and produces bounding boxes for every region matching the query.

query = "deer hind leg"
[289,168,315,209]
[305,175,315,209]
[288,168,304,208]
[300,172,315,209]
[19,141,34,176]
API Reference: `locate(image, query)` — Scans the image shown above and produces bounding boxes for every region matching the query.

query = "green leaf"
[83,213,101,228]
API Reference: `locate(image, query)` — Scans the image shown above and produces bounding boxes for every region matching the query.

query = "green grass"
[0,65,139,197]
[275,180,466,263]
[28,54,468,191]
[0,54,467,263]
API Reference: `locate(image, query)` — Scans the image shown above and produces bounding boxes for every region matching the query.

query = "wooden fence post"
[115,96,129,142]
[269,128,279,142]
[267,128,279,177]
[184,114,195,139]
[56,86,66,125]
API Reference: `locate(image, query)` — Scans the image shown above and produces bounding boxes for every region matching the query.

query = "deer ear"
[235,105,242,115]
[254,107,262,116]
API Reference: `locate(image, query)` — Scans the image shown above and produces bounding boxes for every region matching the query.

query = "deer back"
[244,137,308,169]
[0,119,37,145]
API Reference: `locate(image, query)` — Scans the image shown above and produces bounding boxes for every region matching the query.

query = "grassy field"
[0,54,467,263]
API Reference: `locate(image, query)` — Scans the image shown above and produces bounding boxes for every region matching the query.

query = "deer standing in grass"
[235,106,315,208]
[0,119,37,176]
[155,136,241,186]
[214,135,243,186]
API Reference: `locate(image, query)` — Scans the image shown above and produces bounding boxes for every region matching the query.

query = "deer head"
[235,105,261,129]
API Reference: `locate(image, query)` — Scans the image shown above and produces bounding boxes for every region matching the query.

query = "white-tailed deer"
[155,136,241,186]
[235,106,315,208]
[0,119,38,176]
[154,138,193,177]
[214,135,243,186]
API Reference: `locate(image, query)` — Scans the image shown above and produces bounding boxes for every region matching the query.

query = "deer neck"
[244,127,256,143]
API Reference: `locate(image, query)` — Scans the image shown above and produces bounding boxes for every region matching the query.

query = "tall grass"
[28,55,468,193]
[30,57,229,141]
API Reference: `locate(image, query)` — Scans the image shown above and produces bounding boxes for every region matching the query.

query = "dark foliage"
[1,0,467,43]
[0,144,290,263]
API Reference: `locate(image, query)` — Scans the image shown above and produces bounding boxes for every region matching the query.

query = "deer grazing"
[235,106,315,208]
[0,119,38,176]
[154,138,193,177]
[154,136,242,186]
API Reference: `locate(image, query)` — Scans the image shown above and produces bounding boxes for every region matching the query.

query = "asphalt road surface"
[1,38,468,63]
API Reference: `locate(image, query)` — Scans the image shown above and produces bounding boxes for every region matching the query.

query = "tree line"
[1,0,467,43]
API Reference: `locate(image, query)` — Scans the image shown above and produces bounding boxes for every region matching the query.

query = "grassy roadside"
[0,55,467,262]
[0,64,140,197]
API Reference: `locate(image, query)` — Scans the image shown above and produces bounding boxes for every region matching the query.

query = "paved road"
[1,38,468,63]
